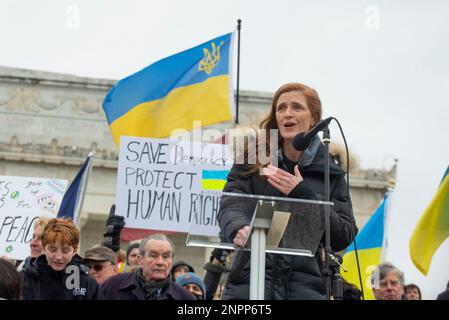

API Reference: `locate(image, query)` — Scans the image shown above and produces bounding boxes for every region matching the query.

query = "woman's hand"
[233,225,250,247]
[263,164,304,195]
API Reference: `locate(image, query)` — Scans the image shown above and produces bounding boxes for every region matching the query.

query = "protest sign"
[116,136,233,236]
[0,176,67,260]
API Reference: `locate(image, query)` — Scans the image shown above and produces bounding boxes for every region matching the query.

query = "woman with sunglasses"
[21,218,103,300]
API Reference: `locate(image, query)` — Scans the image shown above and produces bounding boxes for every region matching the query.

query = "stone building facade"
[0,66,395,273]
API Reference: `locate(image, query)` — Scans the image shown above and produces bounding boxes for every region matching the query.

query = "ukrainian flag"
[202,169,229,191]
[341,194,388,300]
[410,166,449,275]
[103,33,235,145]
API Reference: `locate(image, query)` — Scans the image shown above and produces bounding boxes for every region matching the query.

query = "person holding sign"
[218,82,358,300]
[21,218,102,300]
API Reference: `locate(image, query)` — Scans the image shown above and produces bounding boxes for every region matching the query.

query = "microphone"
[292,117,333,151]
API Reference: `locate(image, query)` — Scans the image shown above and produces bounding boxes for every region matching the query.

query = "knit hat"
[175,272,206,300]
[171,260,195,278]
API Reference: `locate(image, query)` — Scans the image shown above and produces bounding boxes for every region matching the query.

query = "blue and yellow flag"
[410,166,449,275]
[341,194,388,300]
[202,169,229,191]
[103,33,235,145]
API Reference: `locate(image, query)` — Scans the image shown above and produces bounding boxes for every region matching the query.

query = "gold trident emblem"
[198,41,224,75]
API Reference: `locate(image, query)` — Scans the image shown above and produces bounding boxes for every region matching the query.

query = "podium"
[187,192,333,300]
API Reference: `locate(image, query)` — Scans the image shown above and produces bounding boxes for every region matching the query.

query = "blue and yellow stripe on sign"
[202,169,229,191]
[341,194,388,300]
[103,33,235,145]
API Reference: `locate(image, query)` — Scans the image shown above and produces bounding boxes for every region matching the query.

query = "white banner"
[0,176,67,260]
[116,136,233,236]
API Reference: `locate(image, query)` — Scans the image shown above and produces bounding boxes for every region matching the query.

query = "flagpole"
[381,181,396,262]
[235,19,241,125]
[380,158,397,262]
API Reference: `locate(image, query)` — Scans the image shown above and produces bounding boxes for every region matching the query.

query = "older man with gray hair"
[371,262,405,300]
[102,233,195,300]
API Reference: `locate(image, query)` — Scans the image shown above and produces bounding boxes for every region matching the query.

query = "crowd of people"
[1,82,447,301]
[0,214,227,300]
[0,215,447,300]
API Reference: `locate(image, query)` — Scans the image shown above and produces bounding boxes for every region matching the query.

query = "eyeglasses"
[86,263,109,272]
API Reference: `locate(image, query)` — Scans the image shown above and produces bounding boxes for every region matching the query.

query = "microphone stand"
[322,126,345,300]
[322,126,332,300]
[294,117,343,299]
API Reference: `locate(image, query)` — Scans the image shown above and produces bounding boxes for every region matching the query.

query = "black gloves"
[101,204,125,252]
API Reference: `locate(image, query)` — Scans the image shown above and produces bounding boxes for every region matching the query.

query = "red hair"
[42,218,80,251]
[245,83,323,175]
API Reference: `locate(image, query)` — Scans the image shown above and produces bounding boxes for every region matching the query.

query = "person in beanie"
[171,260,195,280]
[176,272,206,300]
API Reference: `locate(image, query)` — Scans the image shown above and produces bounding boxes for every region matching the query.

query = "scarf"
[135,267,171,300]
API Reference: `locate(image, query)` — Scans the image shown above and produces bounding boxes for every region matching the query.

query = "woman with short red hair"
[21,218,102,300]
[218,83,358,300]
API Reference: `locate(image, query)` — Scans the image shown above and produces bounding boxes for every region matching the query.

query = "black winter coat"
[218,142,358,300]
[21,254,102,300]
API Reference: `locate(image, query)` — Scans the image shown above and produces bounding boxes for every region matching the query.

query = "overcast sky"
[1,0,448,299]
